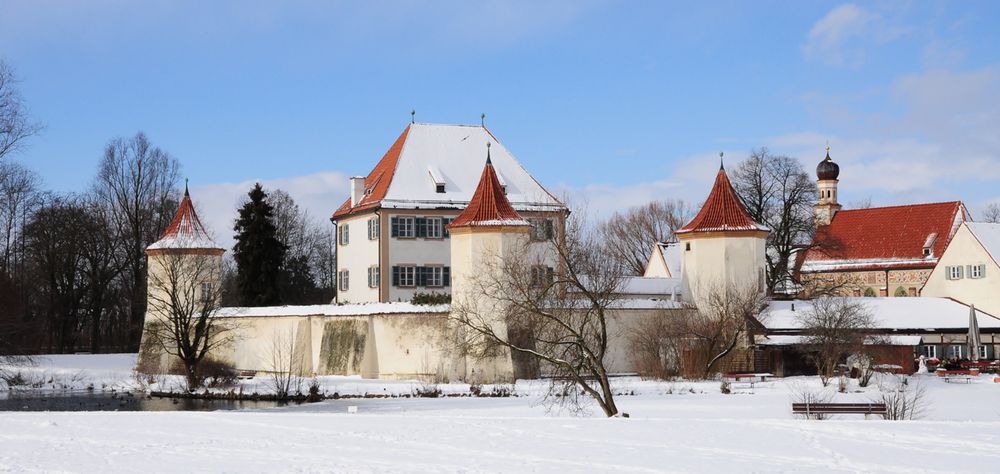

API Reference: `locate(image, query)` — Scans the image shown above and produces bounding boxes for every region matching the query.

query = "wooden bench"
[721,373,773,392]
[938,370,973,383]
[792,403,887,419]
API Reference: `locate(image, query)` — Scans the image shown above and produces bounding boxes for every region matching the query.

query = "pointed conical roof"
[676,167,768,235]
[147,188,222,252]
[448,148,529,229]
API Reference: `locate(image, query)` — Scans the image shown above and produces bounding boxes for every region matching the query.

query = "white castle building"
[330,123,567,304]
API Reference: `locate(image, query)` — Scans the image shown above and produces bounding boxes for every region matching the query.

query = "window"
[530,265,554,288]
[979,345,989,360]
[424,218,444,239]
[948,345,964,359]
[392,266,416,287]
[338,270,350,291]
[338,224,349,246]
[908,287,918,297]
[422,266,445,287]
[435,184,445,193]
[200,282,214,302]
[685,242,691,251]
[391,216,416,238]
[367,266,380,288]
[529,218,555,242]
[921,345,937,359]
[947,265,964,280]
[367,217,380,240]
[970,264,986,279]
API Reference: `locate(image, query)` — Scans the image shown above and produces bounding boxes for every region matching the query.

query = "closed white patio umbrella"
[968,304,982,362]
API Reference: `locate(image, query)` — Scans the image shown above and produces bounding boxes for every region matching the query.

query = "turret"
[447,144,530,383]
[675,159,769,307]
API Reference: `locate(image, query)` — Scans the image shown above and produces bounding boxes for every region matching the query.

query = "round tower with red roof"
[675,160,769,306]
[447,144,532,383]
[141,184,226,369]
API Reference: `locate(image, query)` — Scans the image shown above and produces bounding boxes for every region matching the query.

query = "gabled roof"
[644,241,682,278]
[332,123,564,220]
[448,150,529,229]
[801,201,966,272]
[965,222,1000,267]
[675,167,768,234]
[147,188,222,252]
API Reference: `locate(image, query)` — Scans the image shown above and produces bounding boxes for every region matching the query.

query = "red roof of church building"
[676,166,768,235]
[801,201,967,273]
[448,149,529,229]
[147,188,222,252]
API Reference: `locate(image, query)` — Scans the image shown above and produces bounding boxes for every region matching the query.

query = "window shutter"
[946,266,954,280]
[981,264,987,278]
[968,265,974,278]
[959,266,965,279]
[391,217,399,237]
[545,219,554,239]
[546,266,554,285]
[443,218,451,238]
[443,266,451,287]
[416,218,427,238]
[392,266,400,286]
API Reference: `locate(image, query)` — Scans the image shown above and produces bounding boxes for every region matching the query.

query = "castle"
[139,123,1000,380]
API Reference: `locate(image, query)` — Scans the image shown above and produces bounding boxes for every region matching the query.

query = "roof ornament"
[184,178,189,197]
[486,142,492,165]
[411,109,415,124]
[719,151,725,171]
[480,112,486,127]
[825,140,831,160]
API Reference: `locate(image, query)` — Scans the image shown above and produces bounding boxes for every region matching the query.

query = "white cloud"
[802,4,903,67]
[191,171,348,252]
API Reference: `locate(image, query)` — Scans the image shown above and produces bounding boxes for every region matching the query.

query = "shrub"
[411,292,451,305]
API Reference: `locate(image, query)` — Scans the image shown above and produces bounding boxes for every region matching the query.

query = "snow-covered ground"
[3,354,1000,472]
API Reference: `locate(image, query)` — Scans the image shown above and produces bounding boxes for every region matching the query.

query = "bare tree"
[599,199,693,275]
[982,203,1000,224]
[730,148,817,294]
[0,161,40,273]
[0,61,43,161]
[267,189,330,304]
[94,132,180,347]
[449,213,626,417]
[142,251,230,389]
[264,328,304,400]
[795,297,877,386]
[672,282,770,379]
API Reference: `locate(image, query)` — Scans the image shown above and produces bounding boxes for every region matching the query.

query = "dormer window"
[436,184,446,193]
[428,166,446,194]
[923,233,938,258]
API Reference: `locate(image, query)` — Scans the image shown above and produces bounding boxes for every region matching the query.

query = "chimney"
[350,177,366,207]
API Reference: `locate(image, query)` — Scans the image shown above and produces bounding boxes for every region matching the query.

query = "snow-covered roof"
[756,334,924,346]
[147,189,222,252]
[966,222,1000,266]
[619,276,683,296]
[333,123,565,219]
[214,302,449,318]
[765,298,1000,332]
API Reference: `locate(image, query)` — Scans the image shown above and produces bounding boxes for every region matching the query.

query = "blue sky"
[2,1,1000,245]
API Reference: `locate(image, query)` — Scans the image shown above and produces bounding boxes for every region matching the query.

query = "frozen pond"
[0,392,299,412]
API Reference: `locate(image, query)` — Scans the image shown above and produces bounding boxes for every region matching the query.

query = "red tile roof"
[147,189,221,251]
[331,125,410,220]
[448,152,528,229]
[802,201,966,272]
[676,167,768,235]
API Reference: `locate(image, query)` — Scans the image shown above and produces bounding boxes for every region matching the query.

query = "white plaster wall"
[680,233,767,308]
[386,210,457,302]
[922,224,1000,317]
[336,213,381,304]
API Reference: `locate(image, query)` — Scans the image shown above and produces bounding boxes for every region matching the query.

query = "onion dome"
[817,146,840,180]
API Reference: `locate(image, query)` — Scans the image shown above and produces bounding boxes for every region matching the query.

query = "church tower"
[814,145,842,226]
[675,160,769,307]
[447,144,530,383]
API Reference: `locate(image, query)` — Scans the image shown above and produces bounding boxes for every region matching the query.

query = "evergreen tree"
[233,183,286,306]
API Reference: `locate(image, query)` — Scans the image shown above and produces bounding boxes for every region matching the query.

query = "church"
[139,123,1000,381]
